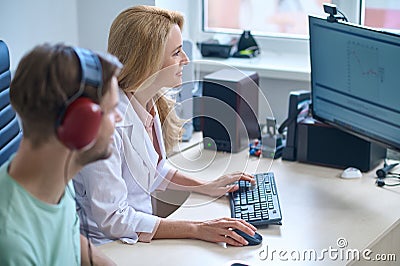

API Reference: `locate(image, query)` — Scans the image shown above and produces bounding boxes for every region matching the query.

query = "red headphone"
[56,48,103,150]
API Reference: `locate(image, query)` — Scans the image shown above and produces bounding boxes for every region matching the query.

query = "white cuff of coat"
[157,169,178,191]
[138,219,161,243]
[151,162,175,191]
[119,212,160,244]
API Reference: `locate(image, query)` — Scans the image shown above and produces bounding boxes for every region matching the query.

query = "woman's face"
[159,24,189,88]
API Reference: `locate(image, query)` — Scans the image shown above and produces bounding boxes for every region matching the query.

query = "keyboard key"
[229,172,282,226]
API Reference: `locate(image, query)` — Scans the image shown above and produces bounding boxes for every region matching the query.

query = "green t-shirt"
[0,159,81,265]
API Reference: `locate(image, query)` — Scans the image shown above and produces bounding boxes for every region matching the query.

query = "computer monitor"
[309,16,400,152]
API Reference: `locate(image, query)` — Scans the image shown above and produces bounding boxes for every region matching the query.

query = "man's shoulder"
[0,163,17,210]
[0,160,11,184]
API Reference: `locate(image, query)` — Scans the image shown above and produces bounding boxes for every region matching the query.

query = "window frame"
[201,0,362,35]
[192,0,362,54]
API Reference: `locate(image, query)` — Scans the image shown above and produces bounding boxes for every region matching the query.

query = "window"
[203,0,400,39]
[364,0,400,31]
[204,0,331,38]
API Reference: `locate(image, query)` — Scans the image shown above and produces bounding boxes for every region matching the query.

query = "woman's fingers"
[219,172,255,186]
[199,217,258,246]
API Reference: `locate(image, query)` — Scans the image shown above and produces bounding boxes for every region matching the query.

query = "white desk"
[99,145,400,266]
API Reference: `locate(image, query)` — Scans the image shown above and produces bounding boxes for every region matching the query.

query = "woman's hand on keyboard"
[194,172,255,197]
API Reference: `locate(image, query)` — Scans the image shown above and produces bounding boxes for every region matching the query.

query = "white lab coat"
[73,89,174,245]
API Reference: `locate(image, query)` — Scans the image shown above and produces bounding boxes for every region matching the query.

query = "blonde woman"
[74,5,257,246]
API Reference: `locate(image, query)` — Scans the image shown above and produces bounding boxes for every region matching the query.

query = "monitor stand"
[296,117,386,172]
[387,149,400,161]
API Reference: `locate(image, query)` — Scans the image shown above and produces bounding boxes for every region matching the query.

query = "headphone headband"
[72,47,103,90]
[56,47,104,150]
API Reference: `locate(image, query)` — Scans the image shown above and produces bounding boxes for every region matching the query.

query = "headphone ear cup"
[57,97,102,150]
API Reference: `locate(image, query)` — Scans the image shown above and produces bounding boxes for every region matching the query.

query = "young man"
[0,43,122,265]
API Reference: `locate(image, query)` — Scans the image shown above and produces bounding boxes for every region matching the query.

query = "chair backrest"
[0,40,22,165]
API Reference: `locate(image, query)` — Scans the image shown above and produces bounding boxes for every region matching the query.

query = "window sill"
[193,50,311,82]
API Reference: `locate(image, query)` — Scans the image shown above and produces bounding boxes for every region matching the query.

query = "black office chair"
[0,40,22,165]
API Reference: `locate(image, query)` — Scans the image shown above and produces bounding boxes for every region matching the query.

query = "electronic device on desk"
[296,117,385,172]
[201,69,260,153]
[279,90,311,161]
[248,118,286,158]
[279,90,385,171]
[309,15,400,169]
[229,172,282,226]
[375,160,400,187]
[232,30,260,58]
[262,118,285,159]
[197,38,238,58]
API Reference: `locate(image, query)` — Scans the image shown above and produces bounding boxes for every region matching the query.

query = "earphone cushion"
[57,97,102,150]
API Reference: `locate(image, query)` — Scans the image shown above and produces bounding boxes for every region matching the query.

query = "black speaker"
[297,118,386,172]
[280,90,311,161]
[201,69,260,153]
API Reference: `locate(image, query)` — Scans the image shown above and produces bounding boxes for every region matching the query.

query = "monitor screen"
[309,16,400,152]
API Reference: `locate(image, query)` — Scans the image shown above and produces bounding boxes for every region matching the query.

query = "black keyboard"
[229,172,282,226]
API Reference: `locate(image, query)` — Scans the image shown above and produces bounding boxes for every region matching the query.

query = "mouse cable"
[64,151,93,266]
[376,176,400,187]
[376,160,399,179]
[376,181,400,187]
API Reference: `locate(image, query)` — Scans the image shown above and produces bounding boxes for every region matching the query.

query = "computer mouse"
[225,260,250,266]
[340,167,362,179]
[233,229,263,246]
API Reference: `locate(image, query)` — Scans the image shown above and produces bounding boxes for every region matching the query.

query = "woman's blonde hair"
[108,5,184,154]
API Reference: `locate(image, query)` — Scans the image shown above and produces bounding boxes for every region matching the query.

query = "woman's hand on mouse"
[192,217,257,246]
[194,172,255,197]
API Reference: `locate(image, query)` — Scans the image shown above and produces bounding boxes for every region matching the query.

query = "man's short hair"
[10,43,122,147]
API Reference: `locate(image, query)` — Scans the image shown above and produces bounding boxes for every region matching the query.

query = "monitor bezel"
[309,15,400,152]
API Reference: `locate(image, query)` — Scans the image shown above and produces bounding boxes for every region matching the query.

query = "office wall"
[155,0,191,40]
[77,0,155,52]
[0,0,79,70]
[0,0,154,70]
